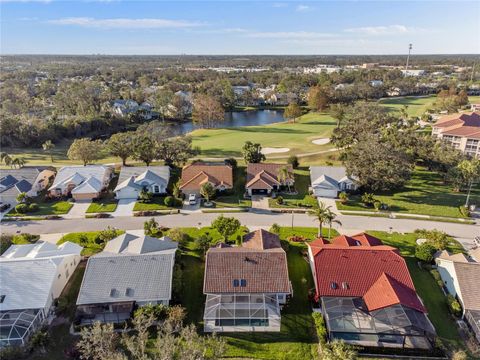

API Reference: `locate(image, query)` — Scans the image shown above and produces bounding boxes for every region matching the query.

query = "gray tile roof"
[77,252,176,305]
[50,165,111,189]
[102,233,178,255]
[454,262,480,311]
[0,168,46,196]
[310,166,349,183]
[117,166,170,186]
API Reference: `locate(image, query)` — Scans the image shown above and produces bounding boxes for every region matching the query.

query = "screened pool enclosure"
[321,297,436,349]
[0,309,46,347]
[204,294,282,332]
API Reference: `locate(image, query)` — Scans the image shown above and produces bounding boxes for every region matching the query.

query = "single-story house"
[0,167,55,204]
[179,162,233,195]
[75,232,178,325]
[245,163,293,196]
[48,165,113,201]
[203,229,291,332]
[435,250,480,342]
[307,233,435,349]
[309,166,358,198]
[0,241,82,347]
[114,166,170,199]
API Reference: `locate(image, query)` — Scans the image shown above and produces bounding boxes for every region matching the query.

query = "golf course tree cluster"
[67,121,199,168]
[242,141,266,164]
[330,101,470,191]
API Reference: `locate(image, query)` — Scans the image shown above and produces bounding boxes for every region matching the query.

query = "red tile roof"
[180,163,233,191]
[433,112,480,138]
[246,163,293,189]
[330,233,384,247]
[242,229,281,250]
[308,233,425,313]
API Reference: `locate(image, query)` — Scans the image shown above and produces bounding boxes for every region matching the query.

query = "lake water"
[174,109,285,134]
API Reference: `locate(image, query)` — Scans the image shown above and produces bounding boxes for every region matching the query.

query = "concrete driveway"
[317,197,339,213]
[112,198,136,217]
[63,201,91,219]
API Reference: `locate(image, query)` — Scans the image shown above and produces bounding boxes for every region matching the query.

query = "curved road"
[2,211,478,248]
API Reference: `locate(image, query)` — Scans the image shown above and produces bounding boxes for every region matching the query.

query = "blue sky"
[1,0,478,55]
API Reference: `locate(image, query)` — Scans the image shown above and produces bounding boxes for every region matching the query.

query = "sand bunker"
[312,138,330,145]
[261,147,290,155]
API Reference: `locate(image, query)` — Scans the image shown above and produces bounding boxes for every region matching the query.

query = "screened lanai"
[0,309,45,347]
[204,294,282,332]
[321,297,436,349]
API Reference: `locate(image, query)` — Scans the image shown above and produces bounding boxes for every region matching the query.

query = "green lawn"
[133,196,180,211]
[336,168,479,218]
[212,166,252,208]
[269,167,317,209]
[367,231,464,349]
[57,230,124,256]
[6,200,73,217]
[191,112,336,159]
[86,199,118,213]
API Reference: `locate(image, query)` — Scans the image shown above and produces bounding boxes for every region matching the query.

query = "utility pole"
[405,43,413,72]
[470,61,476,83]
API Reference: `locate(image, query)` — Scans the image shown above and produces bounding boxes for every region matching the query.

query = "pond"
[174,109,285,134]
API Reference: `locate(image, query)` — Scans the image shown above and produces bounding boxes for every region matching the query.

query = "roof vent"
[240,279,247,287]
[125,288,134,297]
[330,282,338,290]
[233,279,239,287]
[109,259,115,263]
[110,288,118,297]
[341,282,349,290]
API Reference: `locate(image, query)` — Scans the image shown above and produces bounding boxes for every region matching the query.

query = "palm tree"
[309,201,330,237]
[11,157,26,169]
[42,140,55,163]
[278,166,292,192]
[1,152,12,167]
[325,208,342,239]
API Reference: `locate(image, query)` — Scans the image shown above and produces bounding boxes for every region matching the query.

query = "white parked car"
[188,193,197,205]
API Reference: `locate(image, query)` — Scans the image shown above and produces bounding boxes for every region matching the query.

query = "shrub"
[28,203,39,212]
[415,242,436,263]
[458,206,470,217]
[338,192,348,204]
[361,193,376,207]
[167,228,189,247]
[134,304,168,320]
[13,233,39,244]
[15,203,28,214]
[430,269,442,283]
[312,312,327,345]
[45,215,62,220]
[224,158,237,168]
[276,196,284,205]
[446,295,462,317]
[164,196,175,207]
[287,155,299,169]
[270,223,281,234]
[139,189,153,203]
[287,235,306,242]
[452,350,468,360]
[373,200,382,211]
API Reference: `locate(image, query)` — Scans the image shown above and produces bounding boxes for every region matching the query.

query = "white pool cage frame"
[0,309,46,347]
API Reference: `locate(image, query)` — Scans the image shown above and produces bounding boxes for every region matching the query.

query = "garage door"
[314,189,338,198]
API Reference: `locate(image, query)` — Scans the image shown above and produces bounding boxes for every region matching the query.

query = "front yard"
[86,199,118,213]
[268,167,317,209]
[133,195,182,211]
[211,166,252,209]
[336,168,479,218]
[5,200,73,217]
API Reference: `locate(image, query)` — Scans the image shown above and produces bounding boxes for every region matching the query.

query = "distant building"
[369,80,383,87]
[432,112,480,157]
[401,69,425,77]
[303,65,341,74]
[0,241,82,347]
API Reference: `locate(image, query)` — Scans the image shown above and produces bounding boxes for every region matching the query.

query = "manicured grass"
[269,167,318,209]
[57,230,124,256]
[6,200,73,217]
[179,226,250,245]
[274,226,339,241]
[336,168,479,218]
[86,200,118,213]
[133,196,180,211]
[366,231,464,348]
[191,112,336,159]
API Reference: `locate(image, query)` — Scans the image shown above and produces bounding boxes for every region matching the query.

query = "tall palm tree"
[325,208,342,239]
[42,140,55,163]
[11,157,26,169]
[309,201,330,237]
[278,166,292,192]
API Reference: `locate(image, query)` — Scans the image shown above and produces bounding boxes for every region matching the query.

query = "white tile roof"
[49,165,111,190]
[115,166,170,192]
[71,176,103,194]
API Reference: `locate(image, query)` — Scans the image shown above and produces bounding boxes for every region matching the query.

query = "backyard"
[57,230,124,256]
[336,168,480,218]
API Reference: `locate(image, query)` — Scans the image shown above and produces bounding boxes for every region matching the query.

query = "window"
[233,279,239,287]
[153,185,160,193]
[0,295,5,303]
[240,279,247,287]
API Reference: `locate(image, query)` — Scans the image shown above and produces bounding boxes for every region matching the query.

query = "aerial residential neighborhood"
[0,1,479,360]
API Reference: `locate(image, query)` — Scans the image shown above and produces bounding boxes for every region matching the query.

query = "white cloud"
[272,2,287,8]
[295,4,311,12]
[247,31,334,39]
[48,17,205,29]
[344,25,421,35]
